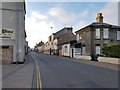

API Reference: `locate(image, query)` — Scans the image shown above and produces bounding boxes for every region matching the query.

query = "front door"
[72,49,74,58]
[0,46,13,64]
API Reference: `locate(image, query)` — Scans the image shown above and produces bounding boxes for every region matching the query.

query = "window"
[2,46,9,49]
[95,28,100,39]
[75,48,81,53]
[96,46,100,55]
[117,31,120,40]
[82,46,86,55]
[64,46,67,53]
[77,34,82,41]
[103,28,109,39]
[77,34,79,41]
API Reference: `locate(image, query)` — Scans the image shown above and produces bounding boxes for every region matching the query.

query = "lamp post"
[80,36,82,55]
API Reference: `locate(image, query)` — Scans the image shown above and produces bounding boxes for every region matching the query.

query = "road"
[30,51,118,88]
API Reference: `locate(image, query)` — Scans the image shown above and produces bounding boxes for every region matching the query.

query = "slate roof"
[75,22,120,33]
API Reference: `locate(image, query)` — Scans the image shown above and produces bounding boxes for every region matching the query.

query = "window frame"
[117,31,120,40]
[64,46,67,53]
[95,44,101,55]
[95,28,100,39]
[103,28,109,39]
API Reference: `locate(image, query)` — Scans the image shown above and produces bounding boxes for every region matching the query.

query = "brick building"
[43,27,76,55]
[75,13,120,56]
[54,27,76,55]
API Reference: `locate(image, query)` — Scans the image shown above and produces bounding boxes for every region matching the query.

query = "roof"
[62,40,77,45]
[54,27,73,39]
[75,22,120,33]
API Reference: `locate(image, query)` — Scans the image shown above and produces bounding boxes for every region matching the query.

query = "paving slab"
[2,53,35,88]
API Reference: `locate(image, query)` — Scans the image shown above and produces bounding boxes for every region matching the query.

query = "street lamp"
[79,36,82,55]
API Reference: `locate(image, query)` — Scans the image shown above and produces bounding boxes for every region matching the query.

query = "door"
[72,49,74,58]
[0,46,13,64]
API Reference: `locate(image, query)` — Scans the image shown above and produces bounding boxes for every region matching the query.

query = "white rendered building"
[0,2,26,64]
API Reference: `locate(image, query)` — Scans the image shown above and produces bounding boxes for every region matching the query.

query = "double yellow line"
[35,60,42,90]
[32,54,42,90]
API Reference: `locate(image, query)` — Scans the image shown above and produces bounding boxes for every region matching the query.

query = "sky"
[25,2,118,48]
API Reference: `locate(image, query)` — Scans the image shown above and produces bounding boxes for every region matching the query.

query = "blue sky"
[25,2,118,48]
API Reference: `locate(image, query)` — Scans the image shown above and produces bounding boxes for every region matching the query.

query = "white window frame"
[103,28,109,39]
[96,46,100,55]
[76,34,79,41]
[75,48,81,54]
[117,31,120,40]
[95,28,100,39]
[64,46,67,53]
[82,46,86,55]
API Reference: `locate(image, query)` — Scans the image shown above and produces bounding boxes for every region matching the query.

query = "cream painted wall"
[62,44,70,57]
[0,2,26,63]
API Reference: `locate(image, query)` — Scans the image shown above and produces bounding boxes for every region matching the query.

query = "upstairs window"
[103,28,109,39]
[76,34,79,41]
[95,28,100,39]
[117,31,120,40]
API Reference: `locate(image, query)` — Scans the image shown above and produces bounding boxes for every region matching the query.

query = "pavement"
[60,56,119,71]
[2,53,35,89]
[74,55,120,65]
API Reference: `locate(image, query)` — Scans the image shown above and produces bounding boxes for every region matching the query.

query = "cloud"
[31,12,48,20]
[75,21,88,31]
[80,10,89,19]
[25,11,55,48]
[49,7,63,16]
[49,7,77,25]
[75,2,118,33]
[100,2,118,25]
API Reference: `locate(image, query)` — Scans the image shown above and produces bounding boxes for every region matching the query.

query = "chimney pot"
[96,13,103,23]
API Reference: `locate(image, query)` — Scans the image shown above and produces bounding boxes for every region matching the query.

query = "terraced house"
[43,27,76,56]
[0,1,27,64]
[75,13,120,56]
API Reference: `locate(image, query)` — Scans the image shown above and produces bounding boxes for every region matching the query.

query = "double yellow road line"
[32,54,42,90]
[35,60,42,90]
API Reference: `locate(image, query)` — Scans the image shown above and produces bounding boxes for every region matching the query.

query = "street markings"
[31,54,42,90]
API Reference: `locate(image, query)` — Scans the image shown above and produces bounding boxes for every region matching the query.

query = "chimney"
[96,13,103,23]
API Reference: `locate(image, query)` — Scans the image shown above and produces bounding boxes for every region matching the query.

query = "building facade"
[54,27,76,55]
[75,13,120,56]
[0,2,26,64]
[62,40,77,57]
[43,27,76,56]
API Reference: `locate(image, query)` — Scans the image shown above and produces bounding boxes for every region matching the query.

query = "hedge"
[102,44,120,58]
